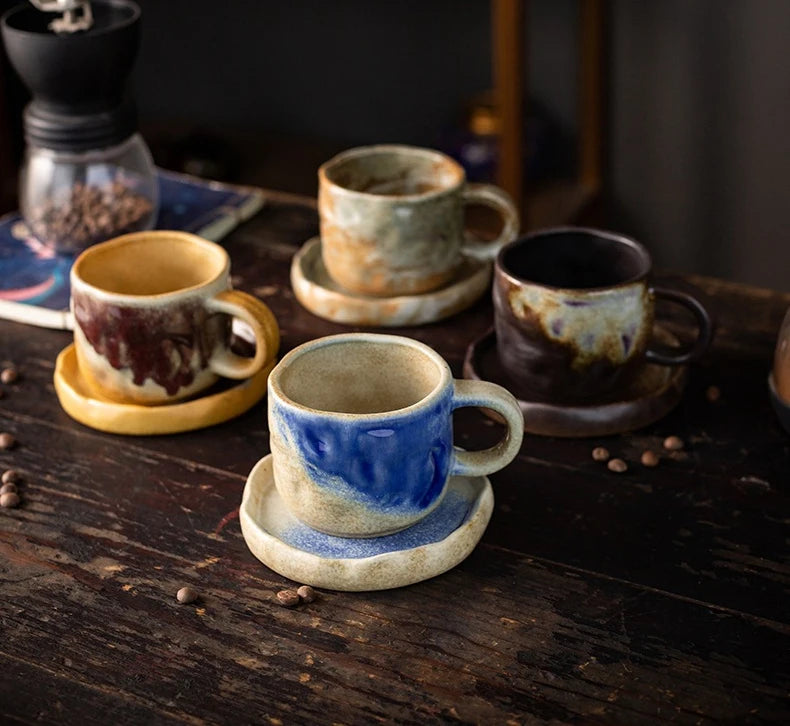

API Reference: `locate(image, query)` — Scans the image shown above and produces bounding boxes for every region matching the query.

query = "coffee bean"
[607,458,628,473]
[663,435,684,451]
[276,589,301,608]
[0,483,17,495]
[0,433,16,450]
[176,586,199,604]
[2,469,20,484]
[297,585,317,603]
[1,367,18,384]
[706,385,721,402]
[641,450,659,467]
[0,491,20,508]
[592,447,610,462]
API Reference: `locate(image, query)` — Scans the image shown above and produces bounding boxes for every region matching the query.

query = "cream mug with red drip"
[70,230,280,405]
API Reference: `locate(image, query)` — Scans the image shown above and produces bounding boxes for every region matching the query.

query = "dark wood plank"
[3,198,788,624]
[1,436,788,725]
[2,193,790,723]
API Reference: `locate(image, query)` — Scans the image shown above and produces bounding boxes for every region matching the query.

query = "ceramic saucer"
[463,327,688,437]
[239,454,494,591]
[54,344,275,436]
[290,237,491,327]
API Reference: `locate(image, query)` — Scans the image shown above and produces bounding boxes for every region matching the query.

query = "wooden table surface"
[1,192,789,725]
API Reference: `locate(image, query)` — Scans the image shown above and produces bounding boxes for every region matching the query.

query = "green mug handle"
[460,184,521,261]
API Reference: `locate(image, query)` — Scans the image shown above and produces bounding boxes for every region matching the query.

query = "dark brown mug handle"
[646,287,713,365]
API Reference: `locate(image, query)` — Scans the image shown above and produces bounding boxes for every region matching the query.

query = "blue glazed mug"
[268,333,524,537]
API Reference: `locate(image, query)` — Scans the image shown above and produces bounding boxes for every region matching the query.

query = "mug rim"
[70,230,230,305]
[269,332,452,420]
[318,144,465,201]
[495,226,652,292]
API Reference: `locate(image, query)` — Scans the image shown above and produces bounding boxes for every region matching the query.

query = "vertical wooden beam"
[578,0,604,192]
[492,0,525,224]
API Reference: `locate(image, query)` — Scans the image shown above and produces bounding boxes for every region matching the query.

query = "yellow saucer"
[54,344,274,436]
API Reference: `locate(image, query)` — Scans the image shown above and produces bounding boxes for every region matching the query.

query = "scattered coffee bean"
[663,435,684,451]
[607,458,628,473]
[592,447,610,462]
[0,433,16,450]
[28,179,154,254]
[0,491,20,508]
[706,385,721,402]
[0,483,17,495]
[176,586,199,604]
[641,450,660,467]
[297,585,317,603]
[276,589,301,608]
[1,366,18,384]
[2,469,20,484]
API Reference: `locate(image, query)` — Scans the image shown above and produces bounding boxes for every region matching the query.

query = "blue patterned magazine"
[0,168,264,330]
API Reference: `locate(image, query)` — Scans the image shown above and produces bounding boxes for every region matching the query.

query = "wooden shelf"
[491,0,606,230]
[524,178,599,231]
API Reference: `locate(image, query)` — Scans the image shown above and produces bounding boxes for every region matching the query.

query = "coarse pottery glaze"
[290,237,491,327]
[464,326,688,437]
[267,333,524,538]
[318,144,519,297]
[70,230,279,405]
[493,227,713,404]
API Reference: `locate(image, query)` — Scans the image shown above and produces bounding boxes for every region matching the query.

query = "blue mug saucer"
[239,454,494,592]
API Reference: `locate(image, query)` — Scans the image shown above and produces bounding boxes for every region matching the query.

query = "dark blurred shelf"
[140,123,345,199]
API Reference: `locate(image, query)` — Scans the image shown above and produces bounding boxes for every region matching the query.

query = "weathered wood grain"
[1,193,789,724]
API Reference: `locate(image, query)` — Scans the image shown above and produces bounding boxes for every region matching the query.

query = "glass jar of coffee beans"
[20,132,158,254]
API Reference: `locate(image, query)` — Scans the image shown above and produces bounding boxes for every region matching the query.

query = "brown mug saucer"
[463,327,688,437]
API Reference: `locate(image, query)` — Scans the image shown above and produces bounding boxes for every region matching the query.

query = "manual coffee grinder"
[1,0,157,253]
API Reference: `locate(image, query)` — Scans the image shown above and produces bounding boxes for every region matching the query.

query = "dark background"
[2,0,789,290]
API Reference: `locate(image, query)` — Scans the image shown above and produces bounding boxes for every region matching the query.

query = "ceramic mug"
[318,144,520,297]
[773,307,790,402]
[268,333,524,537]
[70,230,280,405]
[493,227,713,403]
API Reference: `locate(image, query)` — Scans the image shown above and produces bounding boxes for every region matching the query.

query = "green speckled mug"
[318,144,519,297]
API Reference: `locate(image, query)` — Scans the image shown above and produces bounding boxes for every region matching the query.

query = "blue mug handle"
[449,379,524,477]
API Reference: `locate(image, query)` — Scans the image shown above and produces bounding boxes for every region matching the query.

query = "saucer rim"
[54,343,274,436]
[290,236,491,327]
[239,454,494,592]
[463,326,688,437]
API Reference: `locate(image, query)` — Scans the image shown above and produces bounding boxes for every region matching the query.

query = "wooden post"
[578,0,604,193]
[492,0,525,225]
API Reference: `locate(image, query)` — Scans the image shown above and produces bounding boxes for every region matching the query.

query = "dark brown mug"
[493,227,713,403]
